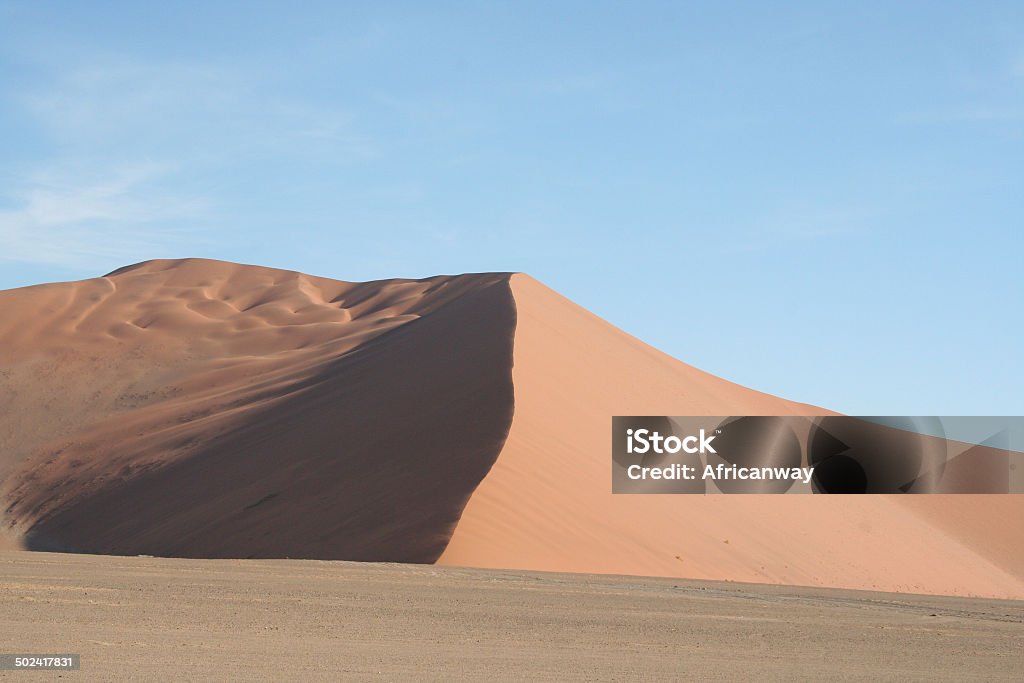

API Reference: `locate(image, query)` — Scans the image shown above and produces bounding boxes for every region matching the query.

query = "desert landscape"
[1,258,1022,678]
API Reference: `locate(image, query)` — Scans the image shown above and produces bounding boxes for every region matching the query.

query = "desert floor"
[1,551,1021,680]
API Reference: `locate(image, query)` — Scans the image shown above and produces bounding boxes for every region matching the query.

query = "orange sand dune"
[1,259,1021,597]
[1,259,516,561]
[439,275,1024,597]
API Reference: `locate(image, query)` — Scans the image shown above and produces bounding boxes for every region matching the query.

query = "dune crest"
[1,260,1021,597]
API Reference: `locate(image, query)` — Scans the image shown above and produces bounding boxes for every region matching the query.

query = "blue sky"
[1,1,1021,414]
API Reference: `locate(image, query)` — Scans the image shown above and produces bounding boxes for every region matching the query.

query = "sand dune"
[1,259,1021,597]
[1,259,516,561]
[439,275,1024,597]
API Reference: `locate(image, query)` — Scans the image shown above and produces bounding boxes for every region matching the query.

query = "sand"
[1,259,1022,599]
[439,275,1024,598]
[1,551,1021,681]
[1,260,516,561]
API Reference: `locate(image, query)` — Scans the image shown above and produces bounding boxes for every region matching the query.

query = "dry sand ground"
[1,551,1021,681]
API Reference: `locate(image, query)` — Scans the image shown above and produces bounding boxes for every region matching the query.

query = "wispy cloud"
[0,163,209,267]
[709,203,875,255]
[896,106,1021,124]
[751,203,876,243]
[527,72,610,96]
[18,59,377,161]
[895,52,1024,126]
[1,52,379,269]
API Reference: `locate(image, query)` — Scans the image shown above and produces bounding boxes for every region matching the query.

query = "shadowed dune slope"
[438,275,1024,599]
[1,259,516,561]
